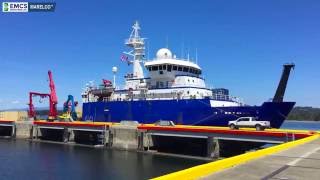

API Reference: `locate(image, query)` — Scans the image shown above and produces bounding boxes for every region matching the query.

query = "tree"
[313,112,320,121]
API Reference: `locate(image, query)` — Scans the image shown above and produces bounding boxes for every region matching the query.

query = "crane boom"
[48,70,58,120]
[48,71,58,103]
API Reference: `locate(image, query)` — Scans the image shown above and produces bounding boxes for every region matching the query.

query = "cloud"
[11,100,20,104]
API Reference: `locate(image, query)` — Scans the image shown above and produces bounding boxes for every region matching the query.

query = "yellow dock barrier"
[152,133,320,180]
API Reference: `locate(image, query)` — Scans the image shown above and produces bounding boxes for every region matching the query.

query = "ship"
[81,21,295,128]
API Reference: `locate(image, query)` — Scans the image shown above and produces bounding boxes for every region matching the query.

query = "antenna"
[181,36,184,58]
[166,36,169,48]
[147,39,150,60]
[195,48,198,64]
[187,47,190,61]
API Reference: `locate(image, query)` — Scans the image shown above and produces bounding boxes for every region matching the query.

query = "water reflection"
[0,140,205,180]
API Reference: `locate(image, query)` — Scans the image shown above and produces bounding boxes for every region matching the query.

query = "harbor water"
[0,121,319,180]
[0,140,205,180]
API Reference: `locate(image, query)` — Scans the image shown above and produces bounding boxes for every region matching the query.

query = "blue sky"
[0,0,319,110]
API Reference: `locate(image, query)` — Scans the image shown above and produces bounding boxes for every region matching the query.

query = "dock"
[31,120,112,145]
[152,134,320,180]
[0,120,319,179]
[0,120,16,137]
[206,136,320,179]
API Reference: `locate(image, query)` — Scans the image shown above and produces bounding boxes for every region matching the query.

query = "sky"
[0,0,319,110]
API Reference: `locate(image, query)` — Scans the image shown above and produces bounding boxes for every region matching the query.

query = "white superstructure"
[124,21,145,90]
[82,21,243,107]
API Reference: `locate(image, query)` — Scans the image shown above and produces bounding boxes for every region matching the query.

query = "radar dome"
[156,48,172,59]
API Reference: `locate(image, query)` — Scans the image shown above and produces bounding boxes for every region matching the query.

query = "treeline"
[287,106,320,121]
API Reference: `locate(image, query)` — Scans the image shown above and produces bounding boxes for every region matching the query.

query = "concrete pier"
[15,121,33,138]
[110,124,140,150]
[138,124,314,158]
[32,121,110,145]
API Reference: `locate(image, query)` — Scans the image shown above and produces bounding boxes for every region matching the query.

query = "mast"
[125,21,145,79]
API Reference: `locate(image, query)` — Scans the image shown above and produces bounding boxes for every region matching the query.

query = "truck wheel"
[255,124,263,131]
[230,124,237,130]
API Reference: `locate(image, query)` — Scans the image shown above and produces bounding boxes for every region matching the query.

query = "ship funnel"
[273,63,295,102]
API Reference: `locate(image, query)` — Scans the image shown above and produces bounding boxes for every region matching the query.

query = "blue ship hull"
[82,99,295,128]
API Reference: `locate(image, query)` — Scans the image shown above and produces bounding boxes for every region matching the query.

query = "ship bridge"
[144,48,205,89]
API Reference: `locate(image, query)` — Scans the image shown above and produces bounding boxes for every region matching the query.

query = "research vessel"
[81,22,295,128]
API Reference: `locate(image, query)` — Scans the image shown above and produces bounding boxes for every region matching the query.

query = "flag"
[102,79,112,86]
[120,54,132,66]
[120,55,129,62]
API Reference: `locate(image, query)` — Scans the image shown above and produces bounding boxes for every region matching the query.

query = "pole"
[113,74,116,89]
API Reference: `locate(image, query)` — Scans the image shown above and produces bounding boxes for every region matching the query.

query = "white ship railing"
[212,94,243,104]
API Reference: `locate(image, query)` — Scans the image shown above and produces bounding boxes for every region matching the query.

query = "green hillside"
[287,106,320,121]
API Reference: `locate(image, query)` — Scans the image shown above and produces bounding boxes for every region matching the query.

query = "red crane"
[28,70,58,120]
[48,70,58,119]
[28,92,50,119]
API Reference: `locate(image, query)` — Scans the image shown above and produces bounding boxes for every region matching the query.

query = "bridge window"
[178,66,182,71]
[163,65,166,70]
[152,66,158,71]
[173,66,177,70]
[159,65,163,70]
[194,69,202,75]
[159,81,164,88]
[183,67,189,72]
[167,65,172,72]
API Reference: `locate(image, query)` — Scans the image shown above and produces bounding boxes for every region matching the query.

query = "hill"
[287,106,320,121]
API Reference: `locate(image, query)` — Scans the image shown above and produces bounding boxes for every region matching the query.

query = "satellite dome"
[156,48,172,59]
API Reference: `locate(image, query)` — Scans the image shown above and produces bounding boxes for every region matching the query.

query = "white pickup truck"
[228,117,271,131]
